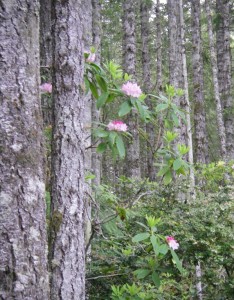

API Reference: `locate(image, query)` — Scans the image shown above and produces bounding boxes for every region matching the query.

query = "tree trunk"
[216,0,234,159]
[140,1,156,181]
[155,0,163,92]
[168,0,187,147]
[0,1,49,299]
[179,0,195,196]
[205,0,226,159]
[191,0,209,164]
[123,0,141,179]
[50,0,86,299]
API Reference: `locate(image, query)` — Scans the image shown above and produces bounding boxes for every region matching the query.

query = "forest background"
[0,0,234,300]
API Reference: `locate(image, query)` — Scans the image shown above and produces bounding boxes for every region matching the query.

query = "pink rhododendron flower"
[40,83,52,93]
[85,52,96,63]
[107,120,127,132]
[166,236,179,250]
[121,81,142,98]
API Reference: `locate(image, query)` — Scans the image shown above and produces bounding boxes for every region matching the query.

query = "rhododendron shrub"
[166,236,179,250]
[121,81,142,98]
[107,120,128,132]
[40,83,52,93]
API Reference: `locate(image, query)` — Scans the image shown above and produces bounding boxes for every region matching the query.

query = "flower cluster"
[121,81,142,98]
[85,51,96,63]
[40,83,52,94]
[166,236,179,250]
[107,120,127,132]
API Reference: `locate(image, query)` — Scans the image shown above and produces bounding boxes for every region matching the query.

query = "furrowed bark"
[0,1,49,299]
[50,0,86,299]
[123,0,141,179]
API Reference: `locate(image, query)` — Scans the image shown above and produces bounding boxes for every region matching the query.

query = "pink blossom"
[40,83,52,93]
[166,236,179,250]
[107,120,127,132]
[86,52,96,63]
[231,165,234,170]
[121,82,142,98]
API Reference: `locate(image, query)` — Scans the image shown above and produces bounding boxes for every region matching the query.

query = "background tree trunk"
[205,0,226,159]
[140,1,156,181]
[123,0,141,179]
[50,0,86,299]
[0,1,49,299]
[216,0,234,160]
[191,0,209,164]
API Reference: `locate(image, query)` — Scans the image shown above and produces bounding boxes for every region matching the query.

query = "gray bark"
[216,0,234,159]
[123,0,141,179]
[179,0,195,194]
[205,0,226,158]
[191,0,209,164]
[168,0,187,147]
[50,0,86,299]
[0,1,49,299]
[140,1,156,181]
[155,0,162,92]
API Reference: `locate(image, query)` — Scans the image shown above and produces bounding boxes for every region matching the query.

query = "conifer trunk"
[205,0,226,159]
[123,0,141,179]
[0,1,49,298]
[191,0,209,164]
[50,0,86,298]
[216,0,234,159]
[140,1,155,181]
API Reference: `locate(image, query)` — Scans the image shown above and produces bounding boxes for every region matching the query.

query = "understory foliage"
[87,172,234,299]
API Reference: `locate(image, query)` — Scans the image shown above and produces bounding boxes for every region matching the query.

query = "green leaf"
[150,235,160,256]
[171,249,184,274]
[116,135,125,159]
[95,74,108,92]
[97,92,109,109]
[172,112,179,127]
[96,142,107,153]
[89,81,99,99]
[94,128,109,138]
[134,269,151,279]
[118,101,132,117]
[152,272,161,288]
[135,100,146,120]
[109,131,117,145]
[164,171,172,185]
[132,232,150,243]
[156,103,169,112]
[173,158,183,171]
[84,76,90,94]
[157,166,170,177]
[159,244,169,255]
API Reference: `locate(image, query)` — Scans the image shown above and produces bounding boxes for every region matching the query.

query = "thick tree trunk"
[50,0,86,299]
[205,0,226,158]
[216,0,234,159]
[191,0,209,164]
[140,1,155,181]
[123,0,141,179]
[0,1,49,299]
